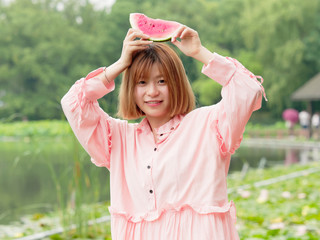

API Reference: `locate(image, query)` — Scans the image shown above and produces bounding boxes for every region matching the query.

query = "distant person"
[61,23,266,239]
[299,111,310,129]
[312,112,320,139]
[312,112,320,129]
[282,108,299,137]
[285,120,295,136]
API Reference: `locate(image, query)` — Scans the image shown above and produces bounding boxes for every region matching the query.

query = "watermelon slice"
[129,13,181,42]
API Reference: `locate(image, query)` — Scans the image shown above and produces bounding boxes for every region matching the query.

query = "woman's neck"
[146,116,172,130]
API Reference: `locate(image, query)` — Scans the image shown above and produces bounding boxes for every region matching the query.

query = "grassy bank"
[1,161,319,239]
[230,162,320,239]
[2,120,316,140]
[0,120,72,138]
[1,121,319,239]
[0,120,290,138]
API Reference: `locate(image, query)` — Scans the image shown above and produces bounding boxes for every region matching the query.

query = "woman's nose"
[147,83,159,96]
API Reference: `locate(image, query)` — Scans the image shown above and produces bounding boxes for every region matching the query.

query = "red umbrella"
[282,108,299,123]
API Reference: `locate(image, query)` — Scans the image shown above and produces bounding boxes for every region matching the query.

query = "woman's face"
[134,63,171,126]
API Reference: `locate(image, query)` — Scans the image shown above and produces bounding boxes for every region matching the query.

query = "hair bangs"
[131,47,165,82]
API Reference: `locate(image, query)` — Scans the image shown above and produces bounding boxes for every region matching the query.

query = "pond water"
[0,137,318,225]
[0,137,110,225]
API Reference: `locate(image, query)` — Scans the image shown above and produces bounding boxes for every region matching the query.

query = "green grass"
[227,162,318,189]
[2,119,314,140]
[229,162,320,239]
[0,120,72,137]
[0,120,288,138]
[2,162,319,239]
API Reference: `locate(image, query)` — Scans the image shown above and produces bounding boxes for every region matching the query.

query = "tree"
[238,0,320,115]
[0,0,319,121]
[0,0,114,119]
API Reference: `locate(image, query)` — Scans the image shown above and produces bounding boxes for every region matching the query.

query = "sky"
[1,0,116,10]
[89,0,116,10]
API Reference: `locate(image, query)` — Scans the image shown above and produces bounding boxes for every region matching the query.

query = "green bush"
[0,120,72,137]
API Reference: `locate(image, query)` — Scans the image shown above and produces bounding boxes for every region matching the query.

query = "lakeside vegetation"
[0,119,311,139]
[1,121,319,239]
[0,120,72,138]
[1,161,319,239]
[232,162,320,239]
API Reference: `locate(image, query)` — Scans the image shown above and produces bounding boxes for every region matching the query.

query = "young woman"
[62,25,266,239]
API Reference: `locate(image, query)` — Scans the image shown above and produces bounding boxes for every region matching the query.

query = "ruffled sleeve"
[202,53,266,154]
[61,68,115,169]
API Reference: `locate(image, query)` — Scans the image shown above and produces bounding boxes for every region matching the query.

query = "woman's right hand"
[99,29,152,86]
[118,28,153,69]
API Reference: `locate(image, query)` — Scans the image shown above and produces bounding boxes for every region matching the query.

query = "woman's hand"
[98,29,152,86]
[171,25,213,65]
[171,25,202,57]
[119,28,153,69]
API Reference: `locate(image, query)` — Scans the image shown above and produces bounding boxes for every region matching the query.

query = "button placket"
[157,129,174,143]
[146,143,159,210]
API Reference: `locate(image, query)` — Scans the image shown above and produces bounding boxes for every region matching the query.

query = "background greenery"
[0,0,319,122]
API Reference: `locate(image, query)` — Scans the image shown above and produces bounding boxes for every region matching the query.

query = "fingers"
[180,28,198,39]
[120,29,152,68]
[123,29,152,53]
[171,25,198,43]
[170,25,202,58]
[124,39,153,51]
[125,28,150,42]
[171,25,186,42]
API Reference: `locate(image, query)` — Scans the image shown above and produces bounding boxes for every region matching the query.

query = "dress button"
[160,134,163,136]
[147,165,151,169]
[154,148,157,151]
[171,127,174,130]
[149,190,153,194]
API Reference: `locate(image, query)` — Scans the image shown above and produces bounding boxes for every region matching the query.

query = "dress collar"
[135,115,184,134]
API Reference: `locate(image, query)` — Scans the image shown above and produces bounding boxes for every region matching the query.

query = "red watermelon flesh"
[129,13,181,42]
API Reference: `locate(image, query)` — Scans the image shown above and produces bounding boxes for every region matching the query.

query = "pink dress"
[61,53,265,240]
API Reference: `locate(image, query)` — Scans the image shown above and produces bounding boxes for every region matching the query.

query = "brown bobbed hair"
[117,43,195,120]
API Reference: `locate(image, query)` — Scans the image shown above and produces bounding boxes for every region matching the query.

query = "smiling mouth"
[146,101,162,104]
[145,100,163,106]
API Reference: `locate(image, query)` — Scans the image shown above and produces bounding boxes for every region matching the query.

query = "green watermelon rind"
[129,13,180,42]
[150,37,171,42]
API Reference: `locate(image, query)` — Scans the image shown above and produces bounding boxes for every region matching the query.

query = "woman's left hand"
[171,25,202,58]
[171,25,214,65]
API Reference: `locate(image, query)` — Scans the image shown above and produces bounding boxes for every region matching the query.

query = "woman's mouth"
[145,100,163,106]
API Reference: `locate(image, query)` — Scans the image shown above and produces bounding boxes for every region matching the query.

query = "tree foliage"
[0,0,319,121]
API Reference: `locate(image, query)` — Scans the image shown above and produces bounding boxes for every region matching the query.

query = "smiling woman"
[61,19,266,240]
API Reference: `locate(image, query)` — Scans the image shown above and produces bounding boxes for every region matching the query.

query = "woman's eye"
[137,80,146,85]
[158,79,166,84]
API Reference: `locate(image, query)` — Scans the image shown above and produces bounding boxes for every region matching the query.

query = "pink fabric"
[61,52,264,240]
